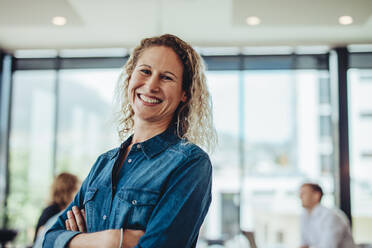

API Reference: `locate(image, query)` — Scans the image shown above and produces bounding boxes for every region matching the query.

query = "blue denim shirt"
[43,127,212,248]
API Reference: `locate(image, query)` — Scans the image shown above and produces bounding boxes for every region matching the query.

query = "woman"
[33,173,80,248]
[43,34,217,248]
[34,173,80,241]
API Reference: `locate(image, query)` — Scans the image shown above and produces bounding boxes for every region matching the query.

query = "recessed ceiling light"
[52,16,67,26]
[246,16,261,26]
[338,16,353,25]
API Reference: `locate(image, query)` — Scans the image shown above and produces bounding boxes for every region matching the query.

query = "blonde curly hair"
[115,34,217,152]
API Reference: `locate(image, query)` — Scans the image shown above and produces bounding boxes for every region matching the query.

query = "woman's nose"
[145,75,160,92]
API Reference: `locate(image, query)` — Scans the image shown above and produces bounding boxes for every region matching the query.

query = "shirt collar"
[115,125,181,160]
[109,137,133,161]
[140,125,181,159]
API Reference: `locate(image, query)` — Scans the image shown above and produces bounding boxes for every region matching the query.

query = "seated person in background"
[33,172,80,246]
[299,183,356,248]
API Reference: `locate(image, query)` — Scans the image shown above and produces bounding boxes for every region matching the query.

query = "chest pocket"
[117,188,159,230]
[83,187,98,231]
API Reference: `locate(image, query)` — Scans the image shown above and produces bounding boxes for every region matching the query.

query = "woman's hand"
[66,205,144,247]
[123,229,145,248]
[66,206,86,232]
[68,229,144,248]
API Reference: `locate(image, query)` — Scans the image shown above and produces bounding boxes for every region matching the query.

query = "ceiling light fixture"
[338,16,353,25]
[52,16,67,26]
[246,16,261,26]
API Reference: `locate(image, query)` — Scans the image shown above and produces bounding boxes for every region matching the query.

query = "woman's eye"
[161,75,173,81]
[140,69,151,75]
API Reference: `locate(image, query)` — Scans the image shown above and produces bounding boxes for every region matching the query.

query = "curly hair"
[49,173,80,210]
[114,34,217,152]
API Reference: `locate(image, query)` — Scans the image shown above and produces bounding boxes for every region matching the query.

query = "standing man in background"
[299,183,356,248]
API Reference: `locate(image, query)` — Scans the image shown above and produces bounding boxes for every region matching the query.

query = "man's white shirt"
[300,204,356,248]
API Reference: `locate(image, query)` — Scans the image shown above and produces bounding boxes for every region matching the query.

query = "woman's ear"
[181,91,187,103]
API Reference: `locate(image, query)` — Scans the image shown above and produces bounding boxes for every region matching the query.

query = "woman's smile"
[137,93,162,105]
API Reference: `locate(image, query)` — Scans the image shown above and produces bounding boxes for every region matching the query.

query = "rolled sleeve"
[55,230,81,248]
[42,204,83,248]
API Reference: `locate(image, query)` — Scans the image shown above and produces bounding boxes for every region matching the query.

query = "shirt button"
[103,215,107,220]
[128,159,132,163]
[137,144,141,149]
[132,200,137,205]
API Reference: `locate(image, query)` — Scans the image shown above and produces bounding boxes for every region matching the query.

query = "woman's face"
[128,46,187,127]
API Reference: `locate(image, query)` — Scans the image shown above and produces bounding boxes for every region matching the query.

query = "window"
[203,71,240,241]
[8,70,56,244]
[221,193,240,240]
[240,70,335,248]
[7,69,120,245]
[348,68,372,244]
[56,69,119,177]
[200,68,336,248]
[5,53,340,248]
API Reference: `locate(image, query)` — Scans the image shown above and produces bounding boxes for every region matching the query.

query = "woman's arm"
[43,154,104,248]
[42,183,87,247]
[134,152,212,248]
[65,207,144,248]
[66,227,143,248]
[43,152,145,248]
[67,230,119,248]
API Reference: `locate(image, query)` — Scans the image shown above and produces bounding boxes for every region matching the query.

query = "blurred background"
[0,0,371,247]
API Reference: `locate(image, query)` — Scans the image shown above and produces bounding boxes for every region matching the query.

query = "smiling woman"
[116,35,216,151]
[43,34,217,248]
[128,46,187,128]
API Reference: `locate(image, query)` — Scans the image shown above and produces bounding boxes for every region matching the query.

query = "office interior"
[0,0,372,247]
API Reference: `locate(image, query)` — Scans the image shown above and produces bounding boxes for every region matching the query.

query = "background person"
[33,173,80,245]
[299,183,356,248]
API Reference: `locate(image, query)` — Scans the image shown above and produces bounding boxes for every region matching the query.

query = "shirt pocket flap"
[118,188,159,206]
[83,187,98,205]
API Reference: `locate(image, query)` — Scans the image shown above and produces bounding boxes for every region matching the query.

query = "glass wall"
[201,69,336,248]
[241,70,335,248]
[7,68,120,245]
[8,70,56,243]
[348,68,372,244]
[204,71,240,242]
[4,51,351,248]
[56,69,119,177]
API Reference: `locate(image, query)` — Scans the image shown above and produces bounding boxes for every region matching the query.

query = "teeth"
[139,94,161,104]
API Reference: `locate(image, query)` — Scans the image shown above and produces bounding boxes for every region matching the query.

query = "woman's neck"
[132,118,171,144]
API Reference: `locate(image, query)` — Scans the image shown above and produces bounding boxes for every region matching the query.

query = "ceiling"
[0,0,372,52]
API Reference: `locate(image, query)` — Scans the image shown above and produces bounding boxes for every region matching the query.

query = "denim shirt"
[43,127,212,248]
